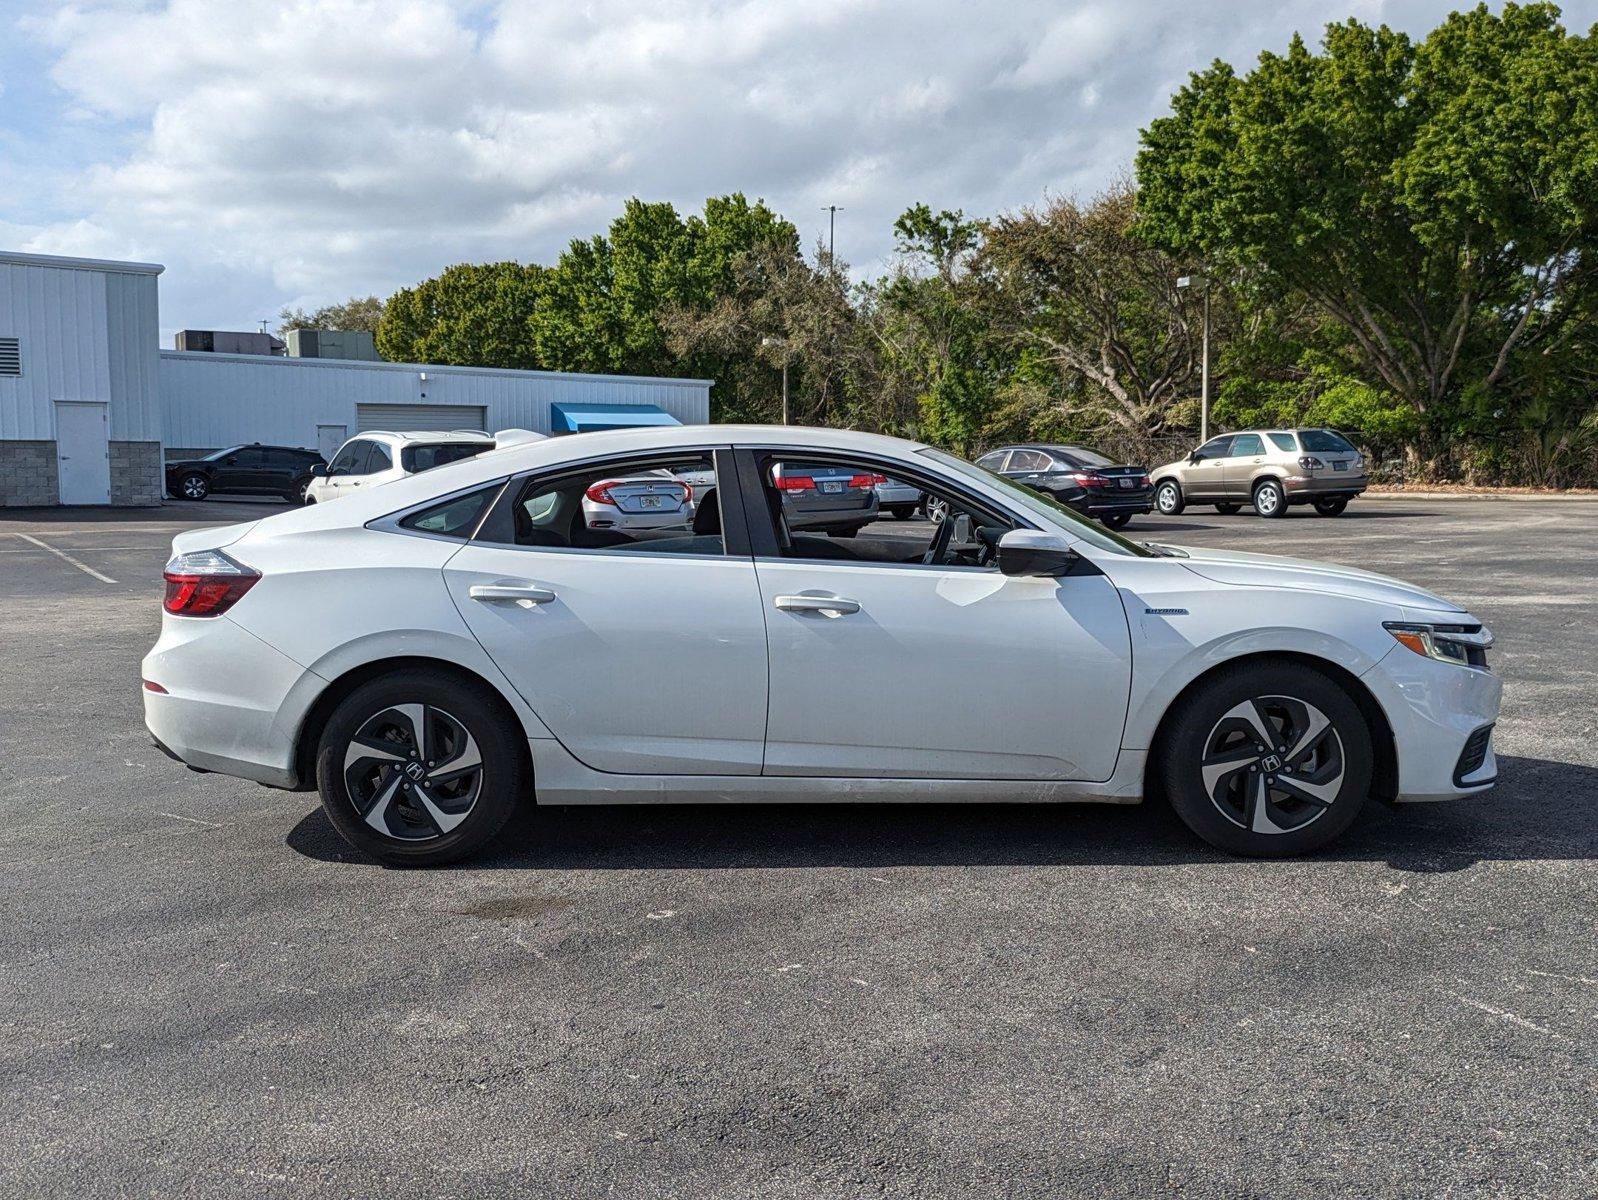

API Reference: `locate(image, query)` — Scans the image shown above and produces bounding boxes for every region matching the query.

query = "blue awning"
[549,402,683,433]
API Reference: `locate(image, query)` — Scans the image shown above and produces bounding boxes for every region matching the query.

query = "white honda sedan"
[143,426,1500,866]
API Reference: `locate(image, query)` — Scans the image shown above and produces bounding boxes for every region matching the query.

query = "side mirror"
[309,463,329,478]
[997,529,1078,578]
[1188,451,1203,463]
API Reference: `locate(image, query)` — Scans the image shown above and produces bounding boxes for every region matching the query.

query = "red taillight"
[142,680,168,694]
[162,549,260,618]
[585,480,622,506]
[847,473,887,489]
[775,475,816,492]
[1070,473,1106,488]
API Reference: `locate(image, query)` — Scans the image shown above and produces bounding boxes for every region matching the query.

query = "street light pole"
[761,335,790,424]
[1177,274,1211,442]
[822,205,842,261]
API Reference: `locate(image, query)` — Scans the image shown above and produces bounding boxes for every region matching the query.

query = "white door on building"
[316,424,348,461]
[55,401,111,505]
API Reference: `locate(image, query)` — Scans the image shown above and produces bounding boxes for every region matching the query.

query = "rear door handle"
[774,594,860,615]
[470,582,557,604]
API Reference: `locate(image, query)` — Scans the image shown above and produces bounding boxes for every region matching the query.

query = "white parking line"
[0,545,160,554]
[12,533,117,584]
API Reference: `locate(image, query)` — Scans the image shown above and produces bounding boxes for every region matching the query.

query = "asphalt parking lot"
[1,494,1593,1198]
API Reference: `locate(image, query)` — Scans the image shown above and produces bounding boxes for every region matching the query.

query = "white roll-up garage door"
[356,404,488,433]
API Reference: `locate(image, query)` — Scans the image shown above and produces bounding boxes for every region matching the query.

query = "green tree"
[277,294,385,336]
[376,263,546,368]
[981,181,1207,447]
[1137,3,1598,428]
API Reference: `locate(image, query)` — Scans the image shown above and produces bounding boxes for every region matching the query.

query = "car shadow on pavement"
[285,754,1593,874]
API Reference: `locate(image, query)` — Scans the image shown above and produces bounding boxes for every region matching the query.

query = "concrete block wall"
[0,441,60,507]
[109,440,164,506]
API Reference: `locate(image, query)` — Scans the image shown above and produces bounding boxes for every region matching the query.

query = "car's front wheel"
[177,472,210,501]
[315,671,526,866]
[1154,480,1184,516]
[287,474,315,505]
[1158,662,1372,856]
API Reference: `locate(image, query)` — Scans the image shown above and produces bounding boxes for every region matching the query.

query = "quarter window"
[1267,432,1298,452]
[399,485,500,539]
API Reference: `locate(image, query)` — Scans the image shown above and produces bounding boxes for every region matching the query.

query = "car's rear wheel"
[1314,497,1349,516]
[315,671,526,866]
[1101,513,1132,530]
[1154,480,1184,516]
[890,506,917,520]
[1252,478,1287,518]
[1158,662,1372,856]
[1214,503,1241,515]
[178,472,210,501]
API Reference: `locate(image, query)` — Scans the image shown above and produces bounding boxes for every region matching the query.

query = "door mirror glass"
[309,463,328,477]
[1188,451,1203,463]
[997,530,1077,577]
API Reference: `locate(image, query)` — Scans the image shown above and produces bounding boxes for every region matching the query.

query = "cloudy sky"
[3,0,1593,341]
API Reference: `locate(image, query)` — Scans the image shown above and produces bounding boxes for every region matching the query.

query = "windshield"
[202,446,245,461]
[918,447,1154,557]
[1300,429,1357,453]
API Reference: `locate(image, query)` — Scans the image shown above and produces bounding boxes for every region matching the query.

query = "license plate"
[1118,477,1136,489]
[1333,461,1348,472]
[820,480,843,494]
[641,495,663,508]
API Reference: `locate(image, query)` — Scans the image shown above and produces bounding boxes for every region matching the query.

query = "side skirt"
[527,738,1147,806]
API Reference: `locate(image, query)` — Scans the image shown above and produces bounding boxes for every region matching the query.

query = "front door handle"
[774,593,860,616]
[470,582,557,604]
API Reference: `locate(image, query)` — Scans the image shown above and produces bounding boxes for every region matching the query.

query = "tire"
[890,506,917,521]
[832,525,861,538]
[1252,478,1287,519]
[1314,497,1349,517]
[287,474,314,505]
[924,496,950,525]
[1101,512,1132,530]
[177,472,210,501]
[1158,661,1372,857]
[1154,479,1184,516]
[315,670,526,867]
[1214,503,1241,515]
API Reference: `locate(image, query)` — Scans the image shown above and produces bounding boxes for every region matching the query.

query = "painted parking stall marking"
[12,533,118,583]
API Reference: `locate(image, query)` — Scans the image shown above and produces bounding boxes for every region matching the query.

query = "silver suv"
[1151,429,1367,519]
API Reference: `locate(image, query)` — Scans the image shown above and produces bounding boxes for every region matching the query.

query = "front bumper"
[1362,642,1502,801]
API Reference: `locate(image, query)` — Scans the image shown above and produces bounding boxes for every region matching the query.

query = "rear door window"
[1230,434,1264,457]
[366,443,393,473]
[1006,449,1050,472]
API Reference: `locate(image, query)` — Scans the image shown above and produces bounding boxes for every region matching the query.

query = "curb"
[1366,490,1598,501]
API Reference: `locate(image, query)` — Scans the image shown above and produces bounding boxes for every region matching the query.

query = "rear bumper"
[142,614,311,789]
[1283,474,1368,499]
[1083,493,1154,515]
[1362,644,1501,802]
[876,485,922,506]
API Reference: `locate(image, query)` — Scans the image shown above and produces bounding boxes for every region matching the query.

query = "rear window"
[1299,429,1357,454]
[1056,446,1115,468]
[403,443,490,473]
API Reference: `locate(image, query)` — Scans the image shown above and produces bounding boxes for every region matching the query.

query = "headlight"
[1383,621,1492,669]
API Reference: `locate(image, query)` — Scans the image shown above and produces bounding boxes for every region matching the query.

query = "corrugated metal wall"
[0,257,162,443]
[160,353,712,451]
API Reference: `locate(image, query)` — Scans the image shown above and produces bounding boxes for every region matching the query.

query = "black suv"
[973,444,1153,529]
[166,445,327,504]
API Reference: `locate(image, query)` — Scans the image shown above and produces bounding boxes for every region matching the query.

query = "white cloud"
[11,0,1594,337]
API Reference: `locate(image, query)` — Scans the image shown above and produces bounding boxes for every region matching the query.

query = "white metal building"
[160,353,711,463]
[0,251,164,506]
[0,248,712,507]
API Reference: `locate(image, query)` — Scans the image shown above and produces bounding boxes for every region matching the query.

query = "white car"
[144,425,1500,866]
[303,429,499,504]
